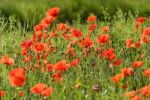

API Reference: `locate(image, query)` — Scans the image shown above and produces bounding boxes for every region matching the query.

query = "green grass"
[1,0,150,27]
[0,11,150,100]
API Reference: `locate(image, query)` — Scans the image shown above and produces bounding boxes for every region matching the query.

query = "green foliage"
[0,0,150,27]
[0,10,150,99]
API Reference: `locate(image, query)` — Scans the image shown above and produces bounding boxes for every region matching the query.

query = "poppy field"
[0,7,150,100]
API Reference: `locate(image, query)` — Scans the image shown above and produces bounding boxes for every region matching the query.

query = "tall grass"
[0,0,150,27]
[0,10,150,99]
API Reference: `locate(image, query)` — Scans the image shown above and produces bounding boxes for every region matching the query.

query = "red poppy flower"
[33,42,45,52]
[34,31,44,41]
[129,41,141,48]
[87,15,97,22]
[101,26,109,33]
[88,24,97,31]
[0,90,5,97]
[97,34,110,44]
[136,17,145,23]
[102,48,116,61]
[130,95,141,100]
[34,24,44,32]
[135,17,145,29]
[36,23,48,31]
[31,83,53,96]
[143,27,150,35]
[112,58,122,66]
[21,48,28,56]
[57,23,68,30]
[71,29,83,38]
[47,7,60,17]
[125,39,133,48]
[41,87,53,97]
[21,40,32,49]
[79,37,94,48]
[31,83,47,94]
[0,55,14,66]
[62,34,72,40]
[50,32,58,38]
[131,61,144,68]
[124,91,136,98]
[111,73,124,83]
[140,35,149,44]
[70,58,81,67]
[9,68,25,87]
[143,68,150,77]
[122,68,134,77]
[52,72,63,82]
[138,84,150,97]
[41,16,55,25]
[133,41,141,48]
[32,33,37,42]
[54,60,69,71]
[46,63,54,72]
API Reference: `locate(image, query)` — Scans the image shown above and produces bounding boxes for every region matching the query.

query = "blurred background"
[0,0,150,27]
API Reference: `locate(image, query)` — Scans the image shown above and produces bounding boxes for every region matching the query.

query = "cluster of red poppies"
[112,17,150,100]
[0,7,150,99]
